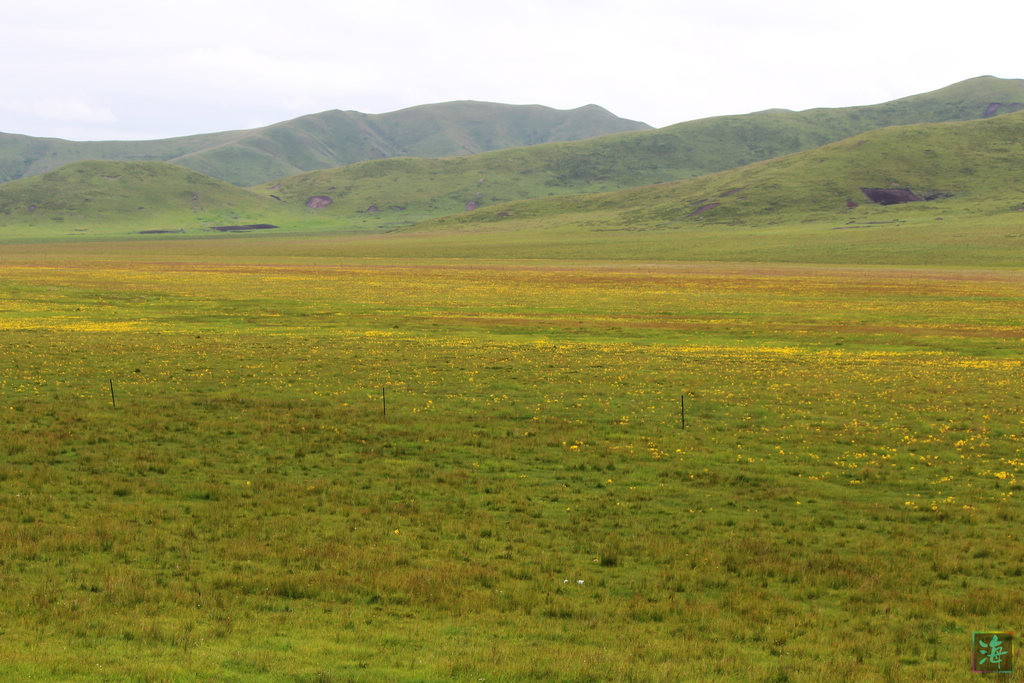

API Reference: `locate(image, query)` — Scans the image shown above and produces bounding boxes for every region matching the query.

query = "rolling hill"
[2,76,1021,194]
[0,161,289,240]
[5,110,1023,267]
[363,110,1024,265]
[0,102,651,187]
[250,76,1024,220]
[2,76,1024,265]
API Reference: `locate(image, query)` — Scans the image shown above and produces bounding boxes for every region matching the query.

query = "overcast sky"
[1,0,1019,141]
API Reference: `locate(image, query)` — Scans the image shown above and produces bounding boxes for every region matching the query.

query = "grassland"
[2,77,1023,680]
[1,247,1022,680]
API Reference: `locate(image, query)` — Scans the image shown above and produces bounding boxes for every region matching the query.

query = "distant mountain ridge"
[1,76,1021,192]
[0,101,651,186]
[249,76,1024,218]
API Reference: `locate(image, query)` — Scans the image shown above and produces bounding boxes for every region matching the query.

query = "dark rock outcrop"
[860,188,923,205]
[209,224,279,232]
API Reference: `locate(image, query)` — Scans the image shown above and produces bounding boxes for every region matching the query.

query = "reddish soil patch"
[686,202,720,217]
[985,102,1024,117]
[306,196,333,209]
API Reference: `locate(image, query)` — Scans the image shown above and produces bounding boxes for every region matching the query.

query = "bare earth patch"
[305,196,333,209]
[686,202,720,217]
[860,188,923,205]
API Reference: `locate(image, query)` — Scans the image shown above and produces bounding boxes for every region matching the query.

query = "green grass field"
[2,244,1022,680]
[3,76,1022,681]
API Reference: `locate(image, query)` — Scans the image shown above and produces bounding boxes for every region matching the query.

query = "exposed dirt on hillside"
[984,102,1024,117]
[686,202,719,217]
[305,196,333,209]
[860,188,923,205]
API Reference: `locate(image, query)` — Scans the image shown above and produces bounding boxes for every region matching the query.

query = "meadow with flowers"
[1,245,1022,680]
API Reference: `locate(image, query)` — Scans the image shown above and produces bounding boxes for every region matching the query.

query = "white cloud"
[29,99,117,123]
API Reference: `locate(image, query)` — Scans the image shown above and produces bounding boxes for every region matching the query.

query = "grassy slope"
[0,161,291,240]
[0,131,246,184]
[0,102,650,187]
[2,76,1019,190]
[383,111,1024,265]
[250,76,1024,219]
[4,112,1024,265]
[3,80,1024,264]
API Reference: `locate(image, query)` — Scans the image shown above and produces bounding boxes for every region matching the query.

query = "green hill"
[0,161,289,240]
[0,102,650,187]
[0,131,241,185]
[251,76,1024,221]
[3,78,1024,264]
[2,77,1020,192]
[380,111,1024,266]
[4,110,1024,266]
